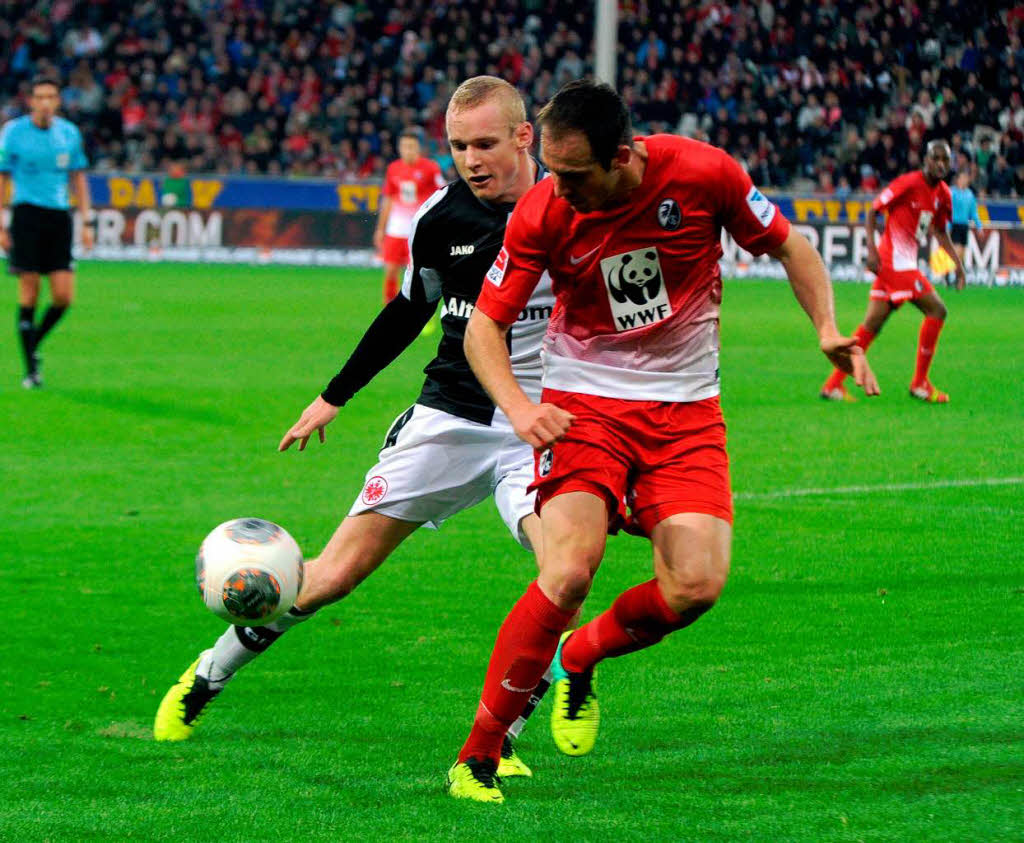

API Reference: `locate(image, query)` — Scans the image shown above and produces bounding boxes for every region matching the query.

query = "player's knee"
[932,301,947,321]
[543,564,595,608]
[661,571,726,615]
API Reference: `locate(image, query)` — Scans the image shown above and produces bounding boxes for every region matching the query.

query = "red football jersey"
[872,171,952,272]
[478,135,790,401]
[382,156,445,239]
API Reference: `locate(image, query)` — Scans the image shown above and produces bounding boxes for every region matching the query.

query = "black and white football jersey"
[401,168,553,425]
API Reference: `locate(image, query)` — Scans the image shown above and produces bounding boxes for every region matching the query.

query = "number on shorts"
[383,406,415,449]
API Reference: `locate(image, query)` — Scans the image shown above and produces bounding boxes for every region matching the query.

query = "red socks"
[383,277,399,302]
[458,581,575,763]
[561,579,706,674]
[823,324,876,389]
[912,317,944,387]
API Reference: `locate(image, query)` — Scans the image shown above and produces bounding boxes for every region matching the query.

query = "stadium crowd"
[1,0,1022,196]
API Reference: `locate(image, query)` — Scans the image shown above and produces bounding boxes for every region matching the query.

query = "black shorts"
[949,223,968,246]
[8,203,73,275]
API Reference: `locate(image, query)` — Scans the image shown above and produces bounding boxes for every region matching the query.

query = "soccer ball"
[195,518,304,625]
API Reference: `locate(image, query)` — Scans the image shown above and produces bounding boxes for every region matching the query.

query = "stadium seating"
[1,0,1021,196]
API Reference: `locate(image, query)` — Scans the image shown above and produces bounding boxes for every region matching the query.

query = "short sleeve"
[872,173,911,211]
[0,123,13,172]
[382,163,398,199]
[935,186,952,229]
[70,125,88,170]
[475,187,549,325]
[399,185,448,303]
[717,152,790,255]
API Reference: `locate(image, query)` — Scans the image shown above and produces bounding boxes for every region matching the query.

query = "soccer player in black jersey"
[155,77,554,781]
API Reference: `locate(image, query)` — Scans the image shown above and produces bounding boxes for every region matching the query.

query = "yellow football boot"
[445,758,504,803]
[550,631,599,756]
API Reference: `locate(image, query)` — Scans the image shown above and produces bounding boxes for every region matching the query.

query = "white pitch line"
[734,476,1024,501]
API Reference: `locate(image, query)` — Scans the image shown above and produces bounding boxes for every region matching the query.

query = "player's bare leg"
[821,298,892,400]
[909,291,949,402]
[552,512,730,756]
[16,273,41,387]
[155,512,421,740]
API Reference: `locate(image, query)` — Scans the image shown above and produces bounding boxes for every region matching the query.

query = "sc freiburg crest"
[657,198,681,230]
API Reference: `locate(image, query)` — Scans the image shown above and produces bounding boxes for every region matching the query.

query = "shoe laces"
[564,669,595,720]
[500,735,515,760]
[464,756,500,788]
[181,674,221,725]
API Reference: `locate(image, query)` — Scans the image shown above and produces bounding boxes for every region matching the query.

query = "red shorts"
[531,390,733,534]
[870,266,934,306]
[380,235,409,265]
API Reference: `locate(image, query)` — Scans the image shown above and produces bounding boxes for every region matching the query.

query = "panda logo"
[657,198,681,230]
[606,250,662,306]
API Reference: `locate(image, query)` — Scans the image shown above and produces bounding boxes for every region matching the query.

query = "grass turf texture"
[1,262,1020,841]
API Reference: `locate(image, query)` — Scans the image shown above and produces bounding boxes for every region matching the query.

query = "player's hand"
[955,266,966,292]
[372,229,383,250]
[0,228,9,253]
[821,334,880,396]
[80,226,95,250]
[509,401,575,449]
[865,250,880,274]
[278,395,339,452]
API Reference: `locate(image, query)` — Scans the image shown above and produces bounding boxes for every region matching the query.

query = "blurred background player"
[948,169,982,282]
[0,75,93,389]
[154,77,556,778]
[373,128,444,303]
[821,140,965,404]
[446,79,877,803]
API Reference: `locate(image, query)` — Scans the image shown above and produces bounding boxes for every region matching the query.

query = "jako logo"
[450,244,475,255]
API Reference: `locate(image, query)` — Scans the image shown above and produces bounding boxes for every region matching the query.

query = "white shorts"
[348,404,537,549]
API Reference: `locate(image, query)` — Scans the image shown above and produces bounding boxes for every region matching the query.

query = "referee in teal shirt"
[0,75,93,389]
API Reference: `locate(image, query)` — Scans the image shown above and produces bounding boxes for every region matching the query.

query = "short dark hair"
[537,78,632,170]
[30,75,60,93]
[399,127,423,143]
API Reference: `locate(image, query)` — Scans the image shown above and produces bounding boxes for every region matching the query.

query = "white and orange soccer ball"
[195,518,304,625]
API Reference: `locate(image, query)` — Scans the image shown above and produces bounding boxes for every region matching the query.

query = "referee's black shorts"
[8,203,74,275]
[949,222,969,246]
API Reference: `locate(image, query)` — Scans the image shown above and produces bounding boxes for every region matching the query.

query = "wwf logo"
[606,250,662,306]
[657,198,681,230]
[538,448,553,477]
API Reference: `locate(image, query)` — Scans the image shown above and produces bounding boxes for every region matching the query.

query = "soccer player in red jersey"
[373,129,444,302]
[821,140,965,403]
[444,79,878,802]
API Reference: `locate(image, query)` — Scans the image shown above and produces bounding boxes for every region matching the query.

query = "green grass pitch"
[1,262,1020,840]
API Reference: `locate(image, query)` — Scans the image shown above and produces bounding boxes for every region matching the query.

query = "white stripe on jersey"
[508,270,554,402]
[400,184,451,302]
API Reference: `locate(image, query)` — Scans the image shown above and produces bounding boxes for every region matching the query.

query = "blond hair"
[447,76,526,128]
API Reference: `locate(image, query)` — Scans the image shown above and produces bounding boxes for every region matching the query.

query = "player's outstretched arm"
[771,228,881,396]
[464,308,573,448]
[279,293,435,453]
